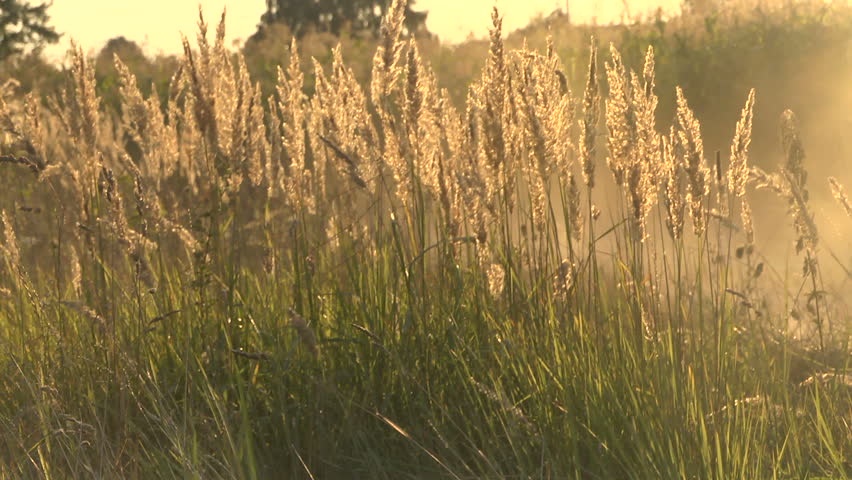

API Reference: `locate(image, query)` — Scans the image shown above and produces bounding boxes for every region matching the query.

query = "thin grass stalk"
[579,39,599,193]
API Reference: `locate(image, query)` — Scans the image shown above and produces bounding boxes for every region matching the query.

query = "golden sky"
[44,0,680,60]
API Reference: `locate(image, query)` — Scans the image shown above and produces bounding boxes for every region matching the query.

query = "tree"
[258,0,428,38]
[0,0,60,60]
[94,37,151,109]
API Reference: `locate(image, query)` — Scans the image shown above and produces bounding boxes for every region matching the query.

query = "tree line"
[0,0,427,61]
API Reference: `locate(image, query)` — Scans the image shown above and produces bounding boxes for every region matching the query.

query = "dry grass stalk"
[52,42,104,207]
[227,55,265,193]
[311,47,378,199]
[554,258,577,298]
[728,89,755,198]
[403,39,424,138]
[69,246,83,298]
[266,94,283,196]
[100,165,131,246]
[781,109,807,188]
[579,39,600,189]
[712,152,729,218]
[180,28,223,178]
[439,92,471,236]
[798,372,852,388]
[753,111,821,319]
[98,160,160,292]
[114,56,178,187]
[370,0,406,111]
[452,105,491,259]
[629,46,659,240]
[778,111,818,256]
[661,132,685,240]
[828,177,852,218]
[432,89,460,236]
[566,172,583,240]
[419,52,446,199]
[741,197,755,247]
[21,93,50,178]
[289,307,319,357]
[604,44,635,187]
[68,42,101,158]
[0,210,41,309]
[473,7,514,214]
[634,46,659,185]
[1,89,49,179]
[132,245,157,293]
[472,378,534,431]
[0,210,21,269]
[60,301,107,331]
[605,44,658,240]
[401,38,446,208]
[0,87,18,137]
[247,78,269,189]
[276,39,314,213]
[542,39,574,188]
[514,49,551,232]
[675,87,709,236]
[513,41,575,235]
[487,263,506,298]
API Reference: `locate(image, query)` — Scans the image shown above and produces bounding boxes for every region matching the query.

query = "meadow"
[0,0,850,478]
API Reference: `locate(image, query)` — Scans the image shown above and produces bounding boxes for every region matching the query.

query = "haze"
[44,0,680,59]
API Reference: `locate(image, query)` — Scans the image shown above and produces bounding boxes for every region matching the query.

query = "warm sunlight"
[4,0,852,477]
[44,0,680,59]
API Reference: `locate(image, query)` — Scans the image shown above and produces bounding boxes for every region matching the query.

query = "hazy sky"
[43,1,680,60]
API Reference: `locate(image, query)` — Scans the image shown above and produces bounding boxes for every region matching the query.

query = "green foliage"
[0,0,59,60]
[92,36,178,112]
[257,0,428,38]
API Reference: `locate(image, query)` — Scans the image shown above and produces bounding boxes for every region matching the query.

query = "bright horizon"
[43,1,680,61]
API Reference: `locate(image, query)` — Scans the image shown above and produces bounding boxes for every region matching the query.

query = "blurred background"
[41,1,683,59]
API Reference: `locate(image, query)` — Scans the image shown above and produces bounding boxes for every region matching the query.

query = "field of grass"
[1,0,851,478]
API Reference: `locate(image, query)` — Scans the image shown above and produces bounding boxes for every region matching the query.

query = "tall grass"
[0,2,850,478]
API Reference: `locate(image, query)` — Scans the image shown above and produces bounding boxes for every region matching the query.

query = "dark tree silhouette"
[0,0,60,60]
[258,0,428,38]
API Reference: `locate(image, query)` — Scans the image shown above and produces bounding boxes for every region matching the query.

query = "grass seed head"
[781,109,807,188]
[828,177,852,218]
[729,89,755,198]
[579,39,600,188]
[661,131,685,240]
[0,210,21,270]
[675,87,708,236]
[741,197,755,246]
[290,308,319,357]
[487,263,506,298]
[604,44,635,186]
